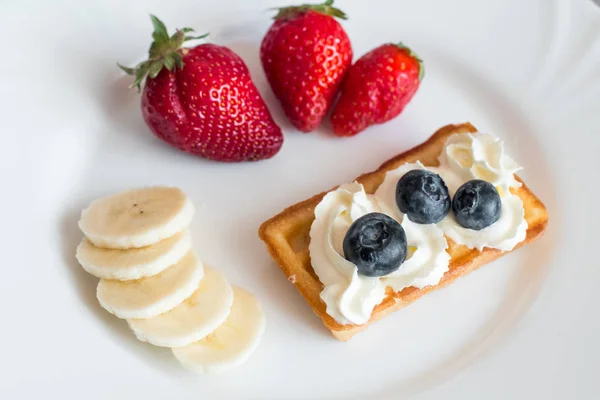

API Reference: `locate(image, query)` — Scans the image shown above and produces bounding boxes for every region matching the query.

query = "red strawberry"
[119,16,283,162]
[331,43,424,136]
[260,0,352,132]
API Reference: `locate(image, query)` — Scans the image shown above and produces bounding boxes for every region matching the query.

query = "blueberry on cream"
[395,170,451,224]
[342,212,407,277]
[452,180,501,230]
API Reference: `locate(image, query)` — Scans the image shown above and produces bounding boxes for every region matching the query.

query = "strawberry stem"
[118,14,208,91]
[395,42,425,81]
[271,0,347,20]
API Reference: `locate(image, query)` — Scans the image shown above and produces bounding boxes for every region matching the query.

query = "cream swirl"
[437,191,527,251]
[374,162,451,289]
[309,183,385,325]
[438,132,521,194]
[434,132,528,251]
[309,180,451,326]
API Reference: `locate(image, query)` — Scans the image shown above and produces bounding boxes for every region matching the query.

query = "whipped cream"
[309,181,450,325]
[374,162,451,288]
[438,132,521,194]
[438,193,527,251]
[309,183,385,325]
[435,132,528,251]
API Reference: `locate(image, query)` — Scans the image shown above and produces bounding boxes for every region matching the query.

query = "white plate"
[2,0,599,398]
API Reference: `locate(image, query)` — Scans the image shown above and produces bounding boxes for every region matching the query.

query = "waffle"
[258,123,549,341]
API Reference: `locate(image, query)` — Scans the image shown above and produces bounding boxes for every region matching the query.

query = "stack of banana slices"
[75,186,265,374]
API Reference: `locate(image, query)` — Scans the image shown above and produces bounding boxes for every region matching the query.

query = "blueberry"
[396,170,451,224]
[342,212,407,277]
[452,179,501,230]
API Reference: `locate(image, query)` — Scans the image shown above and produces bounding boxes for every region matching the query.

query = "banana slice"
[127,266,234,348]
[97,251,203,319]
[76,230,192,280]
[172,287,265,374]
[79,186,194,249]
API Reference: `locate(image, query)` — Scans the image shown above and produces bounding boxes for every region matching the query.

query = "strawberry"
[331,43,424,136]
[260,0,352,132]
[119,16,283,162]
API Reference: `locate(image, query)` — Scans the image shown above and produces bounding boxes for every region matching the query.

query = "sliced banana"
[172,287,265,375]
[76,230,192,280]
[127,266,234,348]
[97,251,203,319]
[79,186,194,249]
